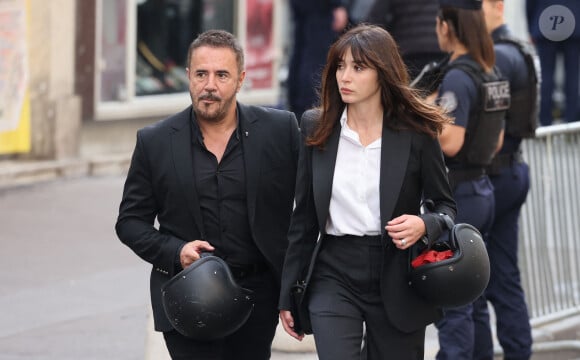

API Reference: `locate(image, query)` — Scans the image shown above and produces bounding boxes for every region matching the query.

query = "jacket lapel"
[237,104,261,226]
[170,107,206,237]
[379,123,411,236]
[312,123,340,232]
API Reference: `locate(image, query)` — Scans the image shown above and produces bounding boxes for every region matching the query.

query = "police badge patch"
[438,91,458,113]
[482,80,510,112]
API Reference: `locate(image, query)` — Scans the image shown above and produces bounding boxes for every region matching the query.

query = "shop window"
[95,0,281,120]
[135,0,233,96]
[99,0,127,102]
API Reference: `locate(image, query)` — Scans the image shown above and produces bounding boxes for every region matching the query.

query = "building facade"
[2,0,529,160]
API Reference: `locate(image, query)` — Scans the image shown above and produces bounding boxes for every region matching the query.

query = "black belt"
[228,261,269,279]
[325,234,382,241]
[487,151,523,175]
[324,234,384,247]
[448,167,486,189]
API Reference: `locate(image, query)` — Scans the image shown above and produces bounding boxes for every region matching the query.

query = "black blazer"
[116,104,300,332]
[280,110,456,333]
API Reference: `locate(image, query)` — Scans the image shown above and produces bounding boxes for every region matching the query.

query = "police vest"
[446,59,510,166]
[496,36,540,138]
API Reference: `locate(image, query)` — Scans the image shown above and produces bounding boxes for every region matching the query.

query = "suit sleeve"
[419,135,457,242]
[115,130,185,276]
[278,113,320,310]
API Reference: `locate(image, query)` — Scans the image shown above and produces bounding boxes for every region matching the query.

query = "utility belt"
[487,151,524,176]
[447,167,487,190]
[228,261,270,279]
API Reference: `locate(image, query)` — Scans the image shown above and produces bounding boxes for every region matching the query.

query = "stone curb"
[0,153,131,189]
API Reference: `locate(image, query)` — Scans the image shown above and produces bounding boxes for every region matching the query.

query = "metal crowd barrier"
[520,121,580,325]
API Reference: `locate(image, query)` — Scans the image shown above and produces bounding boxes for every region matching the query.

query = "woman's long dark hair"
[308,24,450,148]
[439,6,495,72]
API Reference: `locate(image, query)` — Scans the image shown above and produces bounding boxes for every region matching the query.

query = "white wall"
[504,0,529,40]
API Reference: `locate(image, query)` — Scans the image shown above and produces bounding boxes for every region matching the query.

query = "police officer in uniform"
[287,0,349,123]
[433,0,510,358]
[527,0,580,125]
[481,0,538,358]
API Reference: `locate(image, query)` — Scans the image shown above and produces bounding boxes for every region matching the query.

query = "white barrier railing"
[520,122,580,324]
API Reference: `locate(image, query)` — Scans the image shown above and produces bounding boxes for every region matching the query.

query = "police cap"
[439,0,482,10]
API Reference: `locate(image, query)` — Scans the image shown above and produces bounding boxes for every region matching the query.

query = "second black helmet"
[409,222,490,308]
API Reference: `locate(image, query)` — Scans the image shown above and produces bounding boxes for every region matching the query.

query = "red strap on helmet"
[411,249,454,268]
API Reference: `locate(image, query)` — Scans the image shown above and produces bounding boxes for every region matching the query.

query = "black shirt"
[190,111,263,266]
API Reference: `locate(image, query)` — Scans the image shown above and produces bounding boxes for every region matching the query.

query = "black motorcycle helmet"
[409,222,490,308]
[161,254,254,340]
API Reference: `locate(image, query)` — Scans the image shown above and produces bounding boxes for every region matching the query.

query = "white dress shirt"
[325,108,382,236]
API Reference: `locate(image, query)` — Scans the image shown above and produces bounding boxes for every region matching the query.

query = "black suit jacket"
[279,110,456,333]
[116,103,300,332]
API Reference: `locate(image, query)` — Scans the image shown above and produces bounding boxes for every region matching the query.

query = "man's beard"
[193,92,236,123]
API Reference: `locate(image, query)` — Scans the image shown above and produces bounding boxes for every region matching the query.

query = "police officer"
[481,0,538,358]
[433,0,510,358]
[527,0,580,125]
[287,1,349,123]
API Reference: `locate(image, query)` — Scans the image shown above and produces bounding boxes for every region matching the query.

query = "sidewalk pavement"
[143,305,580,360]
[0,155,443,360]
[12,154,443,359]
[3,156,580,359]
[144,306,441,360]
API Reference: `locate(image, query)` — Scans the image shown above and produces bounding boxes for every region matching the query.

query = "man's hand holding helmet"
[179,240,215,269]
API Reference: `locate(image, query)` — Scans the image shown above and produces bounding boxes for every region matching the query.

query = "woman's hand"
[385,214,426,250]
[279,310,305,341]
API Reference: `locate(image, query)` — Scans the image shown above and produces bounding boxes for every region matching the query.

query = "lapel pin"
[245,131,249,137]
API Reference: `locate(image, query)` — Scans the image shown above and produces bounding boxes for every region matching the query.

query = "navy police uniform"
[527,0,580,125]
[478,24,535,360]
[287,0,348,122]
[434,0,511,359]
[434,54,497,360]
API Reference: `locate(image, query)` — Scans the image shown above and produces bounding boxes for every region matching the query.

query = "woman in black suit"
[278,24,457,360]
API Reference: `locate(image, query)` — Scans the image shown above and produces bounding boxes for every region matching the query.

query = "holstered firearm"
[410,53,451,97]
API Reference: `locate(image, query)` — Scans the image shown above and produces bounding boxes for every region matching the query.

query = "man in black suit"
[116,30,300,360]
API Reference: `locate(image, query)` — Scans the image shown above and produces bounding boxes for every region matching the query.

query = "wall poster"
[245,0,274,90]
[0,0,30,155]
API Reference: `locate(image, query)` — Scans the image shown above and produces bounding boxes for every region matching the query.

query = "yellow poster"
[0,0,30,154]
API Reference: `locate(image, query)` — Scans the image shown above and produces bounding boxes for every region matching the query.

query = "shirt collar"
[338,105,382,149]
[491,24,510,42]
[190,109,203,144]
[190,106,241,144]
[340,106,348,128]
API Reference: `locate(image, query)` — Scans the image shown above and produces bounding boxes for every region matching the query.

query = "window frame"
[93,0,283,121]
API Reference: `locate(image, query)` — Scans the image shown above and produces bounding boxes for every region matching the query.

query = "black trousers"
[308,235,425,360]
[163,270,279,360]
